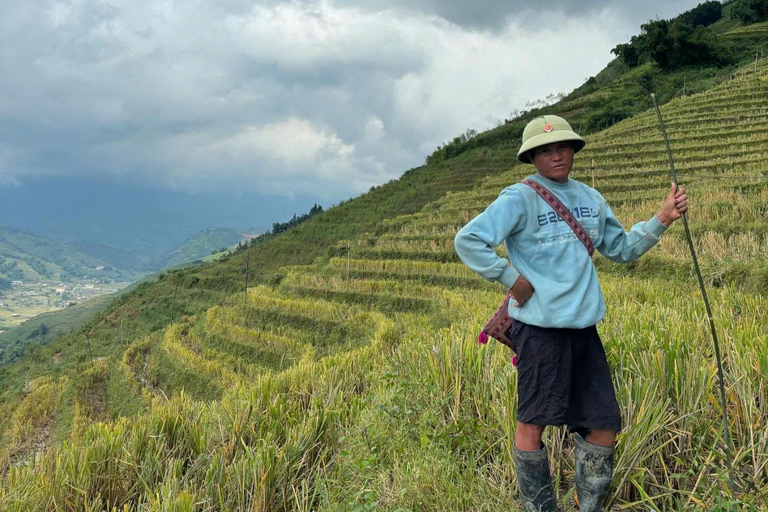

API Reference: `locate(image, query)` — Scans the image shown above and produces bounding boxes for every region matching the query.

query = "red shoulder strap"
[523,179,594,257]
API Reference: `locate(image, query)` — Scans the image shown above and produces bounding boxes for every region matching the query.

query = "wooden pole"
[591,159,595,189]
[113,312,125,346]
[172,277,179,312]
[244,250,250,304]
[86,334,93,363]
[651,93,736,498]
[347,242,351,283]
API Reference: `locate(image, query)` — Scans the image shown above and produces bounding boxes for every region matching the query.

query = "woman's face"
[530,141,574,183]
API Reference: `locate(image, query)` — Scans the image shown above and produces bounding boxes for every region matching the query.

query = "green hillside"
[0,227,141,349]
[0,294,116,366]
[0,227,137,283]
[0,267,174,367]
[153,228,246,269]
[0,226,252,284]
[70,228,251,272]
[2,5,768,510]
[68,240,152,272]
[724,20,768,38]
[0,227,252,365]
[2,58,767,510]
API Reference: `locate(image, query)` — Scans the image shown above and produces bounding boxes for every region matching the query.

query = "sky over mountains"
[0,0,703,245]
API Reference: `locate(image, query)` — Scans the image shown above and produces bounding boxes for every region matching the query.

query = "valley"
[0,278,130,332]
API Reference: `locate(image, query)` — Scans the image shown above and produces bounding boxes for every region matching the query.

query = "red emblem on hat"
[543,124,553,133]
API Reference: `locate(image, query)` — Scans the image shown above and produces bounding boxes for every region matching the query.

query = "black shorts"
[507,318,622,433]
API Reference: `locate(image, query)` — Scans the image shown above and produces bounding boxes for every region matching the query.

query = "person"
[453,115,688,512]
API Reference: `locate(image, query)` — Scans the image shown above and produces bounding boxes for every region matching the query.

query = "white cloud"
[0,0,703,201]
[389,10,620,152]
[364,116,385,141]
[209,119,354,166]
[154,118,369,197]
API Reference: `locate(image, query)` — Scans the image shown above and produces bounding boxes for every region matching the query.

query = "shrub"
[611,3,733,70]
[730,0,768,23]
[681,0,722,27]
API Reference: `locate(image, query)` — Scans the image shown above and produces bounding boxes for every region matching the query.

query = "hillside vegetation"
[154,228,246,269]
[0,227,136,283]
[2,0,767,376]
[1,50,767,510]
[0,226,263,364]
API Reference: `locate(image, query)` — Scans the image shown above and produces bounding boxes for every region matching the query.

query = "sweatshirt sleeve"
[454,186,527,289]
[597,198,668,263]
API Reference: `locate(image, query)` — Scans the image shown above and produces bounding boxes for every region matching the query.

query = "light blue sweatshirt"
[454,173,668,329]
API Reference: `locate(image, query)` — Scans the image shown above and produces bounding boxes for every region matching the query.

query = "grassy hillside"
[0,227,137,283]
[154,228,246,269]
[0,227,255,366]
[1,56,767,510]
[0,258,214,368]
[724,20,768,38]
[0,294,116,365]
[0,149,520,390]
[68,240,152,272]
[0,266,174,367]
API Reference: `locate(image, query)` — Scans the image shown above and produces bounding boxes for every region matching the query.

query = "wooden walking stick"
[651,93,736,498]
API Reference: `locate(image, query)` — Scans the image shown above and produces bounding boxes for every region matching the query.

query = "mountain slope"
[0,226,246,366]
[2,59,767,509]
[153,227,246,269]
[0,227,137,282]
[67,240,151,272]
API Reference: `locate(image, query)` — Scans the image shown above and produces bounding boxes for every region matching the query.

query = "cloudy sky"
[0,0,702,247]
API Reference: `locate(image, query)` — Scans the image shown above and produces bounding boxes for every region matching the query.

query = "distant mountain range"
[0,226,254,283]
[0,176,320,260]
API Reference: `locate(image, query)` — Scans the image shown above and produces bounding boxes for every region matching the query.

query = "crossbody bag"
[477,179,595,364]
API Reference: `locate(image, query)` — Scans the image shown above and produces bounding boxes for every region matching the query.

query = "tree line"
[239,203,325,251]
[611,0,767,70]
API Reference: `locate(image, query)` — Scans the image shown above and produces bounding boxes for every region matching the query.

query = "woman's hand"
[511,276,534,307]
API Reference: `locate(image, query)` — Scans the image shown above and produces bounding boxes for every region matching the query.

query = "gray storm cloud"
[0,0,703,199]
[251,0,701,31]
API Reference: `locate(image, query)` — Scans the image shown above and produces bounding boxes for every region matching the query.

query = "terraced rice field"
[723,21,768,39]
[2,64,768,511]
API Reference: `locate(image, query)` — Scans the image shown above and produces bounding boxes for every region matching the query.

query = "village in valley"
[0,278,130,333]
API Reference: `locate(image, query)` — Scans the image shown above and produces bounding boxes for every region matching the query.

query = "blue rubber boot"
[574,433,615,512]
[513,444,560,512]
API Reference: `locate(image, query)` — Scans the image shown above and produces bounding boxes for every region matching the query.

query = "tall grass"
[0,376,68,472]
